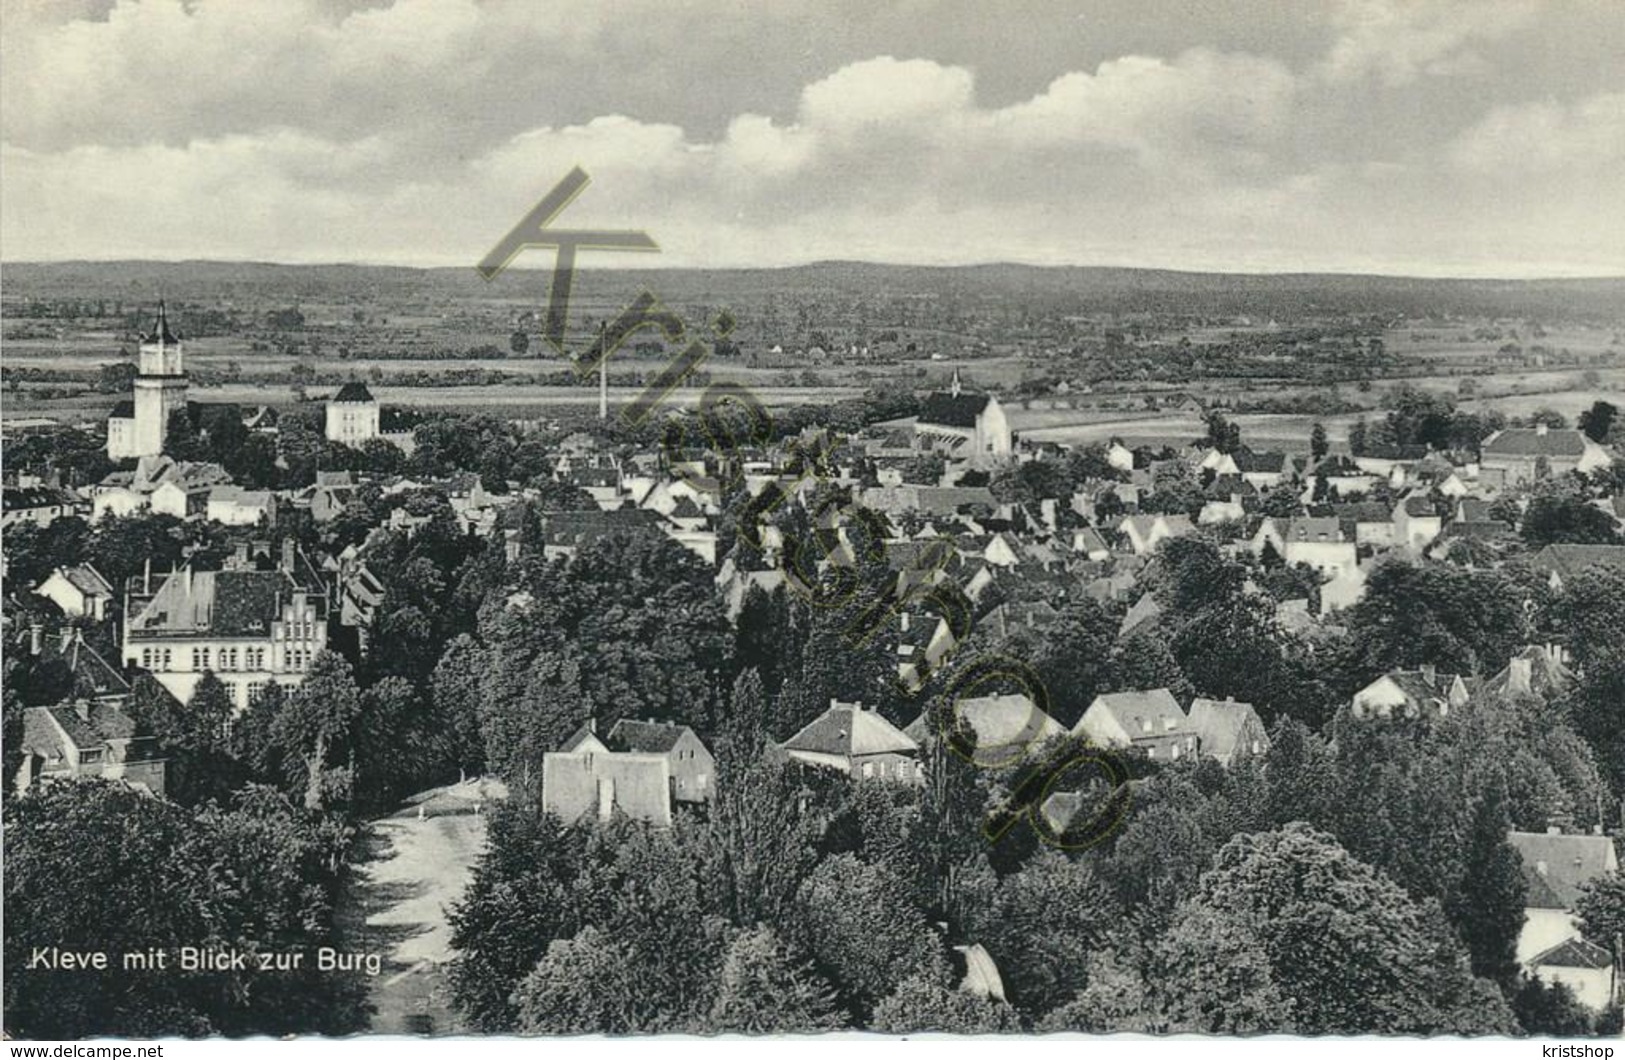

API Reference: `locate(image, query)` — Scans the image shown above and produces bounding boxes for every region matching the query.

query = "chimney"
[74,699,91,722]
[587,717,596,734]
[59,628,74,654]
[29,624,43,656]
[1420,663,1436,686]
[143,558,152,593]
[232,541,250,569]
[281,538,297,573]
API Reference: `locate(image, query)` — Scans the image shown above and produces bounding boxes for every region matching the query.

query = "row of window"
[188,647,270,672]
[139,646,302,673]
[282,620,318,641]
[859,759,924,781]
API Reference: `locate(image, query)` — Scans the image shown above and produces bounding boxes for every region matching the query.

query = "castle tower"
[108,302,188,460]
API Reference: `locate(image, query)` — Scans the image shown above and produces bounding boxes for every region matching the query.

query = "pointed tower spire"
[950,366,962,398]
[148,299,178,345]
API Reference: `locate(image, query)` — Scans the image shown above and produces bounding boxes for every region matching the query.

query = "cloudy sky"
[2,0,1622,275]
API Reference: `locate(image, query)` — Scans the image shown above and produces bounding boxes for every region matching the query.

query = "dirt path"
[339,777,506,1034]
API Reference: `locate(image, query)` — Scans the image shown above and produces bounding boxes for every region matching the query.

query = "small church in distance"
[106,303,188,460]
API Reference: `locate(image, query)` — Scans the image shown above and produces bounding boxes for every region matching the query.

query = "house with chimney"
[1,483,86,529]
[1187,696,1270,767]
[1250,516,1357,579]
[1119,513,1194,556]
[781,700,923,783]
[603,719,715,804]
[1349,665,1469,721]
[1508,828,1620,1011]
[1072,689,1197,763]
[121,539,330,710]
[1483,645,1573,701]
[34,564,115,622]
[1480,424,1611,486]
[12,699,166,798]
[12,625,131,705]
[904,692,1065,767]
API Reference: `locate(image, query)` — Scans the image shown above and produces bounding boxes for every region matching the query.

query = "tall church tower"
[108,302,189,460]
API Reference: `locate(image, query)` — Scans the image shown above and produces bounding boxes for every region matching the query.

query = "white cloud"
[1448,91,1625,174]
[2,2,1621,275]
[1320,0,1537,86]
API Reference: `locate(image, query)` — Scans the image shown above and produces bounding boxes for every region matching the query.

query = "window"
[200,648,211,671]
[80,749,104,765]
[1170,743,1181,760]
[192,648,202,671]
[161,649,172,669]
[862,762,874,779]
[142,649,153,669]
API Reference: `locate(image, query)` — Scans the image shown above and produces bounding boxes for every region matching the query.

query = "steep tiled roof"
[1507,830,1617,909]
[541,507,664,546]
[130,568,317,638]
[905,693,1063,754]
[1231,448,1288,474]
[919,393,992,429]
[1282,517,1343,543]
[109,400,135,419]
[3,486,81,511]
[60,565,113,597]
[332,382,376,403]
[1529,937,1613,970]
[14,628,130,697]
[560,721,608,753]
[784,703,917,758]
[606,719,698,755]
[1481,428,1586,458]
[1188,697,1266,761]
[1532,544,1625,581]
[1118,593,1163,639]
[1078,689,1187,738]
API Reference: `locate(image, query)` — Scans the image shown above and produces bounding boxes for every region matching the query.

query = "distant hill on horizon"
[5,259,1623,323]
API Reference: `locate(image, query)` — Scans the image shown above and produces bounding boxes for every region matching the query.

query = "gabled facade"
[1349,666,1468,721]
[605,719,716,804]
[14,699,166,797]
[1187,696,1269,766]
[122,542,330,710]
[1073,689,1196,762]
[782,700,922,783]
[34,564,115,621]
[1509,828,1620,1011]
[541,749,673,828]
[904,693,1064,766]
